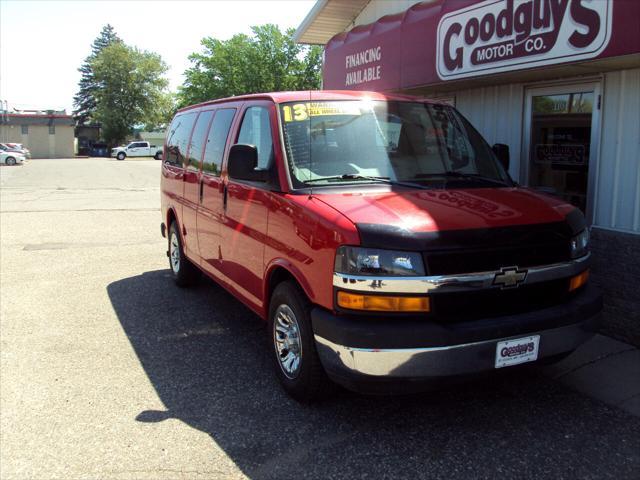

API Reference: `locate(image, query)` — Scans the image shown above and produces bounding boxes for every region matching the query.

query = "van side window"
[165,112,197,167]
[186,111,214,171]
[237,106,274,169]
[202,109,236,176]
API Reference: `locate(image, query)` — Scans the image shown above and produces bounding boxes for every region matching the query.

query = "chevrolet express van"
[160,91,601,401]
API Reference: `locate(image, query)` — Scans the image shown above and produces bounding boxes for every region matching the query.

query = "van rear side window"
[186,111,214,171]
[202,109,236,175]
[165,112,197,167]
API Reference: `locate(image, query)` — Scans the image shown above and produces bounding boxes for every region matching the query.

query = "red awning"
[323,0,640,92]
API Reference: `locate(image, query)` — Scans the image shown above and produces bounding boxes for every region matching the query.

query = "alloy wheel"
[273,304,303,379]
[169,232,181,273]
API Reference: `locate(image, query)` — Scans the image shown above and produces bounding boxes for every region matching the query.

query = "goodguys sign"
[437,0,612,79]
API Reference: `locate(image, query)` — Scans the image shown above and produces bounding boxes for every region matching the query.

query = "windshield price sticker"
[282,102,362,122]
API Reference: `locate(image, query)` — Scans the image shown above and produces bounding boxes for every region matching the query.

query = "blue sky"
[0,0,315,113]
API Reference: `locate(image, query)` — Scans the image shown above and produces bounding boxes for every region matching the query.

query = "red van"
[160,91,601,401]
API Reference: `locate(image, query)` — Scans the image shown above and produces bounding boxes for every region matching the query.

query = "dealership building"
[295,0,640,343]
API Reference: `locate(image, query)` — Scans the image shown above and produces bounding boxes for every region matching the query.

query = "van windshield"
[279,100,512,189]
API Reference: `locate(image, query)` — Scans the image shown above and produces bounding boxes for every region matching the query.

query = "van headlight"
[570,229,589,258]
[334,246,425,276]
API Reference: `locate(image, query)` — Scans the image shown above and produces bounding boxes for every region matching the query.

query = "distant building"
[0,110,75,158]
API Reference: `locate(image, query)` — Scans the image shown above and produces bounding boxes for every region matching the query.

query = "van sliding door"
[196,107,238,278]
[182,110,214,259]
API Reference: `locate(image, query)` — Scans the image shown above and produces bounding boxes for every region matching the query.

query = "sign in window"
[528,92,594,212]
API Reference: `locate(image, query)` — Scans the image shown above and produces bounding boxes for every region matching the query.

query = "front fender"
[264,258,316,308]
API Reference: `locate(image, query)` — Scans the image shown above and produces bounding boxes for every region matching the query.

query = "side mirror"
[492,143,510,171]
[228,144,268,182]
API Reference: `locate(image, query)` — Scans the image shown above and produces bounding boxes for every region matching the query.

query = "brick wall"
[590,227,640,346]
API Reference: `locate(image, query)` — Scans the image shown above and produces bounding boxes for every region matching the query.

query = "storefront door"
[523,83,601,217]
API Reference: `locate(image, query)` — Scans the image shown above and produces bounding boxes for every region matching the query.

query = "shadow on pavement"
[107,269,640,479]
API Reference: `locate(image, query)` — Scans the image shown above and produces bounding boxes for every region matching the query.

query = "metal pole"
[1,100,6,142]
[5,100,9,143]
[3,100,7,142]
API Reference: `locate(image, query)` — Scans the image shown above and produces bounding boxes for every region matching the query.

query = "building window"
[21,125,28,134]
[49,124,55,135]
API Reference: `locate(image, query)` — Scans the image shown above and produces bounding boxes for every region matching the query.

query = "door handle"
[199,178,204,203]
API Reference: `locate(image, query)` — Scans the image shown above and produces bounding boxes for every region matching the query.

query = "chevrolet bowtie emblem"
[493,266,527,289]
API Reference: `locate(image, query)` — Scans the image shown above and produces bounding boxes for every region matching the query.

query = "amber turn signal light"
[337,291,430,312]
[569,269,589,292]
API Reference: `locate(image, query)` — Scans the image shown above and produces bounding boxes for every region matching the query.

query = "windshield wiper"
[414,171,509,186]
[304,174,428,189]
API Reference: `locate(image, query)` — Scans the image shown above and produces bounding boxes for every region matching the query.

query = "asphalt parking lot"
[1,158,640,480]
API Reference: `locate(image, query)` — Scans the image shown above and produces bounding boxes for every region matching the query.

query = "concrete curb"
[541,334,640,417]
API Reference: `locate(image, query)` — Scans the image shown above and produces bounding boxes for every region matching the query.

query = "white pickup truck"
[111,141,163,160]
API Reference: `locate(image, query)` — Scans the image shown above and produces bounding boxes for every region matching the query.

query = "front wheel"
[269,281,333,402]
[168,222,200,287]
[5,156,16,166]
[116,152,126,161]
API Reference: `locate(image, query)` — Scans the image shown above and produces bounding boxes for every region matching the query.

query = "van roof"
[176,90,437,114]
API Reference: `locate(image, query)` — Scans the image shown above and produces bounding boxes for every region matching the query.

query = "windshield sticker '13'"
[282,102,362,122]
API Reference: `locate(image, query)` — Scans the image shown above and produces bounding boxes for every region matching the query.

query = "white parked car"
[1,143,29,158]
[3,143,31,158]
[1,151,25,166]
[111,141,163,161]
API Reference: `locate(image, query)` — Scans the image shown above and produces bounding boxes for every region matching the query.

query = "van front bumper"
[311,284,602,392]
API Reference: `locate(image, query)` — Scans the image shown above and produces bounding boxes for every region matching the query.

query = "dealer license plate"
[495,335,540,368]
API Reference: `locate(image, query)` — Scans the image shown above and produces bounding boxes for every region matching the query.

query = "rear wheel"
[117,152,126,161]
[154,151,162,160]
[269,281,333,402]
[168,221,199,287]
[6,156,16,166]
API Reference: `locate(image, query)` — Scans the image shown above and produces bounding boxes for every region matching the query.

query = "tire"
[6,157,16,166]
[168,221,200,287]
[154,151,162,160]
[117,152,126,161]
[269,281,333,402]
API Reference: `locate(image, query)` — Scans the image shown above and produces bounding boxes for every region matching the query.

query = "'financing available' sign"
[436,0,612,80]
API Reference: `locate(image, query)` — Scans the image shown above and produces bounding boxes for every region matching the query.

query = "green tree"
[178,24,323,107]
[91,42,170,146]
[138,91,176,132]
[73,24,120,125]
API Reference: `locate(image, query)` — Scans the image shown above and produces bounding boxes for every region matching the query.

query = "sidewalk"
[541,334,640,417]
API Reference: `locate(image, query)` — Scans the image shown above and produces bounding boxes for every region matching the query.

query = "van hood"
[313,187,577,234]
